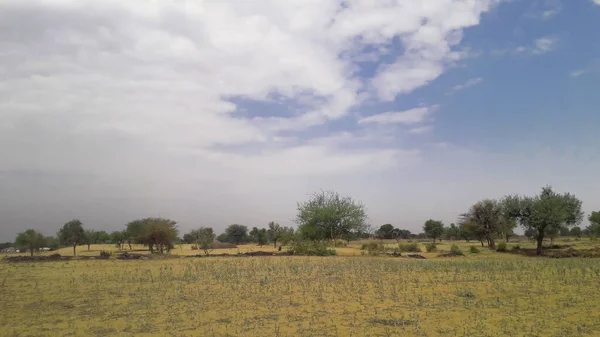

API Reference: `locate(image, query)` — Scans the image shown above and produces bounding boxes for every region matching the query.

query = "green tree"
[195,227,215,255]
[256,228,269,246]
[84,230,95,251]
[125,218,178,253]
[279,227,295,246]
[296,190,368,240]
[110,231,126,250]
[461,200,506,249]
[45,236,60,250]
[570,226,582,238]
[225,224,249,244]
[216,233,229,243]
[15,229,46,256]
[559,226,570,237]
[58,219,86,256]
[423,219,444,244]
[589,211,600,226]
[445,223,460,240]
[504,186,583,255]
[267,222,284,248]
[376,224,395,239]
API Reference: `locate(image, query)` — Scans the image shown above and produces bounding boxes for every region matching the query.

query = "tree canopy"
[224,224,249,244]
[125,218,178,254]
[504,186,583,255]
[422,219,444,243]
[57,219,86,256]
[296,190,368,240]
[15,229,46,256]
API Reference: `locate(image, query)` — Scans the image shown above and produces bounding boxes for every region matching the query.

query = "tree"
[422,219,444,244]
[559,226,571,237]
[504,186,583,255]
[216,233,229,243]
[110,231,126,250]
[58,219,86,256]
[267,222,284,248]
[195,227,215,255]
[249,227,261,243]
[84,230,95,251]
[125,218,178,253]
[279,227,295,246]
[376,224,395,239]
[256,228,269,246]
[296,190,368,240]
[15,229,46,256]
[570,226,582,238]
[225,224,249,245]
[589,211,600,226]
[45,236,60,250]
[460,199,506,249]
[445,223,460,241]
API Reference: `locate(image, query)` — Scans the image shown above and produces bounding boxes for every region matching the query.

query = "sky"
[1,0,599,240]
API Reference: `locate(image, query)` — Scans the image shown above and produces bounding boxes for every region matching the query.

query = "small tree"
[45,236,60,250]
[15,229,46,256]
[570,226,582,238]
[110,231,126,250]
[58,219,86,256]
[256,228,269,246]
[461,199,506,249]
[84,230,95,251]
[267,221,283,248]
[225,224,249,245]
[296,190,368,240]
[376,224,395,239]
[504,186,583,255]
[195,227,215,255]
[423,219,444,244]
[559,226,571,238]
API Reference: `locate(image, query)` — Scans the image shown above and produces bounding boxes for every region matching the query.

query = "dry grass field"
[2,239,600,337]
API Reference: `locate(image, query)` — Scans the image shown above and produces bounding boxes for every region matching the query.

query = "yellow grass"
[2,239,600,336]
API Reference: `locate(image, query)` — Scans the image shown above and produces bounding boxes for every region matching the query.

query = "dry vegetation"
[2,239,600,337]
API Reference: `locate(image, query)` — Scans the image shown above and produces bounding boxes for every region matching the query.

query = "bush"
[99,250,112,258]
[496,241,508,252]
[333,240,348,248]
[289,240,337,256]
[360,241,387,256]
[398,242,421,252]
[191,245,199,250]
[450,244,464,256]
[425,243,437,252]
[469,246,480,254]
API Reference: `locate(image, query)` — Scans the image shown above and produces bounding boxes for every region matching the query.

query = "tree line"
[7,187,600,256]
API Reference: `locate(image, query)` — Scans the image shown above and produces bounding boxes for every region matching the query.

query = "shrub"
[496,241,508,252]
[191,245,199,250]
[398,242,421,252]
[469,246,480,254]
[511,244,521,251]
[450,244,464,256]
[289,240,336,256]
[425,243,437,252]
[99,250,112,258]
[333,240,348,248]
[360,241,386,255]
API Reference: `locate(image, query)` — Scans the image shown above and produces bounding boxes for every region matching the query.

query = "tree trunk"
[73,244,77,256]
[273,240,277,248]
[128,241,132,250]
[30,249,34,256]
[536,230,544,255]
[488,238,496,250]
[433,238,436,244]
[88,243,91,251]
[480,240,484,247]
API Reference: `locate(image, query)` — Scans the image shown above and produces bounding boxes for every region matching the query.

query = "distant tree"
[589,211,600,226]
[15,229,46,256]
[125,218,178,253]
[225,224,249,245]
[504,186,583,255]
[279,227,296,246]
[267,222,284,248]
[461,200,506,249]
[559,226,571,237]
[84,230,95,251]
[524,228,537,240]
[92,230,110,244]
[296,190,368,240]
[249,227,260,243]
[445,223,460,240]
[58,219,86,256]
[256,228,269,246]
[587,212,600,238]
[195,227,215,255]
[423,219,444,244]
[216,233,229,243]
[570,226,582,238]
[546,226,560,245]
[45,236,60,250]
[457,222,473,242]
[110,231,126,250]
[376,224,395,239]
[0,242,14,250]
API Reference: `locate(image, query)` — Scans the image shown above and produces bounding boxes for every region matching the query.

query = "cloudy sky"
[1,0,599,240]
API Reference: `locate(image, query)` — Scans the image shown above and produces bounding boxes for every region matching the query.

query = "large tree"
[125,218,178,253]
[110,230,126,250]
[423,219,444,244]
[460,199,507,249]
[296,190,368,240]
[15,229,46,256]
[376,224,395,239]
[225,224,249,245]
[504,186,583,255]
[58,219,86,256]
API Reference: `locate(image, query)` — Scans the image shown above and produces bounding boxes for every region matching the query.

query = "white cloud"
[593,0,600,5]
[541,9,559,20]
[447,77,484,94]
[409,126,434,134]
[359,106,438,125]
[532,37,558,54]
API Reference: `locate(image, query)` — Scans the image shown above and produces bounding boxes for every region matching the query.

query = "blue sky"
[0,0,599,239]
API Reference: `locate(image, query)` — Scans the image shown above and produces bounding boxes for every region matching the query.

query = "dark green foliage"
[570,226,582,238]
[423,219,444,243]
[109,231,126,249]
[450,244,464,256]
[360,241,386,255]
[0,242,14,250]
[224,224,249,244]
[296,190,367,241]
[376,224,395,239]
[249,227,269,246]
[126,218,178,254]
[15,229,46,256]
[469,245,480,254]
[460,199,508,249]
[99,250,112,258]
[398,242,421,252]
[58,219,86,256]
[44,236,60,250]
[289,240,336,256]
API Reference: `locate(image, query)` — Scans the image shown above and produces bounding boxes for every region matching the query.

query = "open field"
[2,239,600,337]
